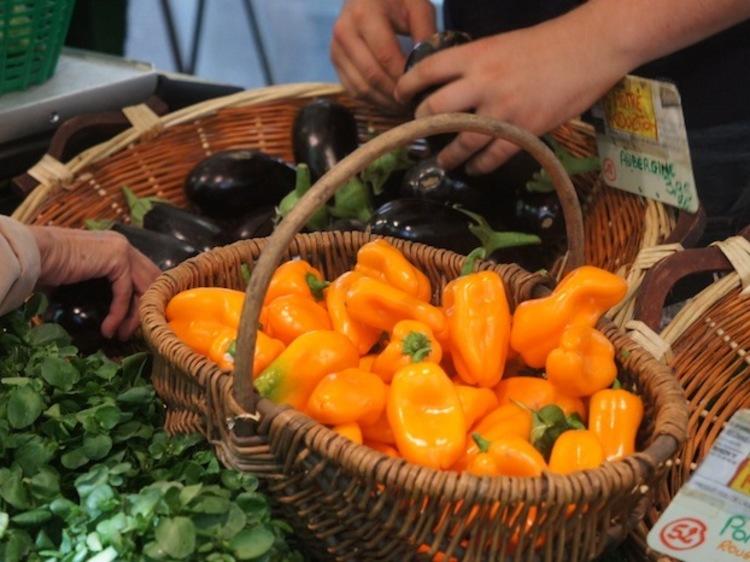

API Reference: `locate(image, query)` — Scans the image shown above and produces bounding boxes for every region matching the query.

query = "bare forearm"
[572,0,750,72]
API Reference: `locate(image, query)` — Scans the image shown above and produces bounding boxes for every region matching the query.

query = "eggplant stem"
[460,248,486,276]
[456,207,541,256]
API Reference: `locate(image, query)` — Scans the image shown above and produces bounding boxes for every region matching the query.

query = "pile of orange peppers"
[167,239,644,477]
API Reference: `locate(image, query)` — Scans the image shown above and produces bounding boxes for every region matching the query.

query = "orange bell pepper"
[365,441,400,458]
[169,319,284,374]
[466,434,546,477]
[332,422,363,444]
[372,320,442,383]
[589,385,644,461]
[510,266,627,368]
[254,330,359,410]
[346,275,446,335]
[473,403,532,441]
[361,406,396,445]
[264,293,332,345]
[264,259,329,305]
[455,385,498,430]
[546,324,617,398]
[359,354,377,371]
[326,272,381,355]
[355,238,431,301]
[442,271,511,387]
[307,368,387,426]
[166,287,245,329]
[548,429,604,474]
[453,403,531,471]
[387,362,466,469]
[495,376,586,420]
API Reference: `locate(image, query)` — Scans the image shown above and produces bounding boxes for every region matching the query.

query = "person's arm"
[600,0,750,67]
[0,216,41,316]
[395,0,750,174]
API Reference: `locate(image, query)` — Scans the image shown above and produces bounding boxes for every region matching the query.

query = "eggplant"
[112,223,199,271]
[292,99,359,180]
[404,31,472,153]
[224,205,276,241]
[368,199,545,270]
[400,157,481,209]
[512,188,564,242]
[185,150,295,219]
[44,278,111,354]
[142,202,225,252]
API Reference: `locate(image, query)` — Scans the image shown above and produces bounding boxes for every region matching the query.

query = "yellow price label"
[604,77,658,140]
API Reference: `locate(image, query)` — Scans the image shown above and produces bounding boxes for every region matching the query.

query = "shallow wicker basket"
[618,228,750,560]
[12,82,694,300]
[140,114,687,562]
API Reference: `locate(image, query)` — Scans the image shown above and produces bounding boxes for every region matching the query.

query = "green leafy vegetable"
[0,300,301,561]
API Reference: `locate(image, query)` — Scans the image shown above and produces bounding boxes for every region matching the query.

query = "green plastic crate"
[0,0,75,94]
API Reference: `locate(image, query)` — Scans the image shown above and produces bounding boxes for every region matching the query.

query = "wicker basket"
[0,0,75,94]
[12,82,695,293]
[619,227,750,560]
[140,114,687,562]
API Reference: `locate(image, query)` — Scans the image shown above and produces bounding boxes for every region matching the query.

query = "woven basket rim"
[140,231,687,504]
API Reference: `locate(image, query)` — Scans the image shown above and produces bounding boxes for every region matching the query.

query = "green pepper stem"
[305,273,330,301]
[472,432,491,454]
[612,378,622,390]
[402,331,432,362]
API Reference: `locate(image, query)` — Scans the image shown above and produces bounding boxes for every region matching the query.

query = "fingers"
[115,249,160,341]
[101,268,132,339]
[465,138,522,175]
[359,14,407,81]
[414,79,479,118]
[331,40,400,109]
[331,5,402,109]
[437,131,493,171]
[404,0,437,41]
[117,294,142,341]
[394,49,463,105]
[131,247,161,289]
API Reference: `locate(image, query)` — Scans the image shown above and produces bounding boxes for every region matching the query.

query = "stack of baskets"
[15,84,694,560]
[622,228,750,560]
[0,0,75,94]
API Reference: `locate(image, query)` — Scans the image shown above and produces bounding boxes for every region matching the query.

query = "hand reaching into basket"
[394,15,630,175]
[30,226,160,340]
[331,0,436,110]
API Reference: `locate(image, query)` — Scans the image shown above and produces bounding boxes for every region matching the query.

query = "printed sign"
[591,75,699,212]
[648,410,750,561]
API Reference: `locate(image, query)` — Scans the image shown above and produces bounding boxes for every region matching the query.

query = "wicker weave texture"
[16,85,675,279]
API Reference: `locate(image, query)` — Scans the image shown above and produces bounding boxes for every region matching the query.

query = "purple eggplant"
[292,99,359,180]
[185,150,295,219]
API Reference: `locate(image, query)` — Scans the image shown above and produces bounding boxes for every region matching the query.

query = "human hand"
[331,0,436,110]
[395,13,632,174]
[30,226,161,340]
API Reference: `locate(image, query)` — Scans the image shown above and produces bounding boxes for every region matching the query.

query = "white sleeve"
[0,216,41,316]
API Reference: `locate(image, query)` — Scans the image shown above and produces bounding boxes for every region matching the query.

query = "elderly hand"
[331,0,436,109]
[30,226,161,341]
[394,12,632,174]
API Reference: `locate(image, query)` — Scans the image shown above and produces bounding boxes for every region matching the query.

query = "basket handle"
[634,225,750,330]
[232,113,585,413]
[12,96,169,197]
